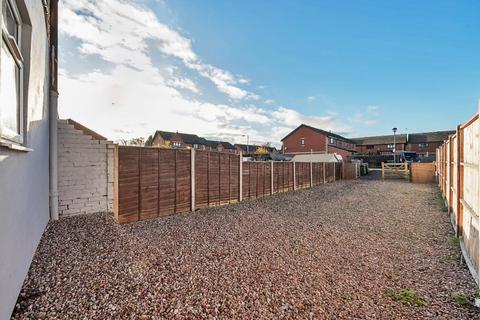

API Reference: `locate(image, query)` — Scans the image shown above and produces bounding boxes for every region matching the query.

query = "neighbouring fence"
[114,146,359,224]
[437,107,480,285]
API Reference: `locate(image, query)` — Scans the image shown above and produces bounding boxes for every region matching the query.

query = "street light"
[242,134,249,155]
[392,127,398,163]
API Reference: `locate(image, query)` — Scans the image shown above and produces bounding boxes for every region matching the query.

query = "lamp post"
[392,127,398,163]
[242,134,250,155]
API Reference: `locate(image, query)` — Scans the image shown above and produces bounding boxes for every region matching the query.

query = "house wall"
[406,141,442,155]
[327,146,352,158]
[0,1,51,318]
[356,143,406,154]
[282,127,328,154]
[57,120,114,216]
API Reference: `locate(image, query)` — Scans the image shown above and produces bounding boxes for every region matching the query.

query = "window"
[387,144,394,149]
[300,138,304,145]
[366,145,374,150]
[193,143,198,149]
[418,143,428,148]
[172,142,181,148]
[329,137,334,144]
[0,0,24,144]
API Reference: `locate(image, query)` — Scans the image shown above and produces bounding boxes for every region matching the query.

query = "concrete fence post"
[271,160,274,195]
[239,152,243,202]
[191,148,196,211]
[293,161,297,190]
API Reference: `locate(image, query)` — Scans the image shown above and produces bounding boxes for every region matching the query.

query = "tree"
[117,137,146,146]
[145,135,154,146]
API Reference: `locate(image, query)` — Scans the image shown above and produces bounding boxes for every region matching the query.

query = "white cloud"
[272,107,351,134]
[307,96,316,101]
[167,76,200,94]
[58,0,350,147]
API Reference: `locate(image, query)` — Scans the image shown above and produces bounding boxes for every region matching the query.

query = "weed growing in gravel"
[385,288,426,306]
[450,236,461,248]
[475,289,480,299]
[452,293,468,305]
[432,192,448,212]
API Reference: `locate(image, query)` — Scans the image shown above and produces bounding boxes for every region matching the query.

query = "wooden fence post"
[323,162,326,184]
[333,162,336,182]
[310,162,313,188]
[271,160,274,195]
[381,162,385,179]
[456,125,463,237]
[191,148,195,211]
[239,152,243,202]
[293,161,297,190]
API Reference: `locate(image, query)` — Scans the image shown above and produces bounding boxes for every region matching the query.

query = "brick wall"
[57,120,114,216]
[282,126,327,154]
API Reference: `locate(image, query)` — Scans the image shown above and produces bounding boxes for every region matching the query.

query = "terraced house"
[0,0,58,318]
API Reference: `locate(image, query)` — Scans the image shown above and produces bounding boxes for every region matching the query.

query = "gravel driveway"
[12,179,479,319]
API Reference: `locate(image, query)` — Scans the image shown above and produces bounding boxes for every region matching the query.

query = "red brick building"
[352,135,407,155]
[352,131,454,157]
[281,124,356,158]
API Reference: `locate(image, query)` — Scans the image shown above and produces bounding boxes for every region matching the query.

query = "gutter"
[49,0,59,220]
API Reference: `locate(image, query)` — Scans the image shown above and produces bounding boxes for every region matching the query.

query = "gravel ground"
[12,179,479,319]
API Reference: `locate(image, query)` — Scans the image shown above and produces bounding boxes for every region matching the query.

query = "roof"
[281,124,353,143]
[235,144,277,153]
[408,130,455,143]
[154,131,207,145]
[204,140,236,149]
[352,130,455,145]
[351,134,408,145]
[291,153,341,163]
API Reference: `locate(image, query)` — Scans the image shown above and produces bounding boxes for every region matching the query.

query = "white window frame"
[300,138,305,145]
[0,0,24,145]
[387,144,394,149]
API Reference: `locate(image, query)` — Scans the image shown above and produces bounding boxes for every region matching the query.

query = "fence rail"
[437,106,480,286]
[381,162,409,179]
[113,146,359,224]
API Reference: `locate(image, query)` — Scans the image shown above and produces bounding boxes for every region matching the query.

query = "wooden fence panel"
[208,153,220,206]
[140,148,159,220]
[229,154,240,202]
[195,151,209,209]
[158,149,176,216]
[115,146,140,224]
[436,109,480,285]
[175,150,191,213]
[462,117,480,273]
[115,148,354,224]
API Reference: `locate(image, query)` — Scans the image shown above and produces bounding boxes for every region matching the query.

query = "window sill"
[0,141,33,152]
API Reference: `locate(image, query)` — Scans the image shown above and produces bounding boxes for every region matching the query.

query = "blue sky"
[58,0,480,145]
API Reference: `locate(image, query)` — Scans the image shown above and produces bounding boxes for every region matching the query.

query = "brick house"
[204,140,237,153]
[406,131,454,156]
[352,134,408,155]
[281,124,355,158]
[352,130,454,157]
[151,131,209,150]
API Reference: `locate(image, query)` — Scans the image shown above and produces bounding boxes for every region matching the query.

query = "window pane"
[0,41,20,137]
[2,0,18,40]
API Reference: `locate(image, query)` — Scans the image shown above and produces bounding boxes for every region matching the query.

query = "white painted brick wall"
[57,120,115,217]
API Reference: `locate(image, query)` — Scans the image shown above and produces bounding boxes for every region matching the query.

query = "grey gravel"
[12,179,479,319]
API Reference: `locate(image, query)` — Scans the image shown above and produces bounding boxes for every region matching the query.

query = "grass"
[385,288,426,307]
[475,289,480,299]
[450,236,461,248]
[451,293,468,305]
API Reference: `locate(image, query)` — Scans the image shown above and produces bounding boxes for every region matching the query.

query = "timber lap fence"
[113,146,358,224]
[437,106,480,285]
